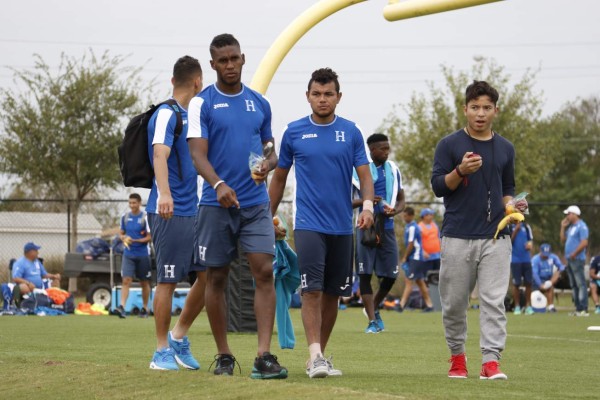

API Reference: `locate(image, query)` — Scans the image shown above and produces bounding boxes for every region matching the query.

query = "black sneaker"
[138,307,149,318]
[209,354,240,376]
[116,305,126,319]
[251,352,288,379]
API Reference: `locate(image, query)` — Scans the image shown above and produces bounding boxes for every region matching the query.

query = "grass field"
[1,306,599,400]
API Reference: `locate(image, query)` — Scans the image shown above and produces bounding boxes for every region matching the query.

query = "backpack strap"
[159,99,184,180]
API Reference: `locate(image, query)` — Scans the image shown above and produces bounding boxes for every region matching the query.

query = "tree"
[0,51,145,250]
[380,57,560,200]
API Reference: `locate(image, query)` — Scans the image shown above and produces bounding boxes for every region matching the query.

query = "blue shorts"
[194,203,275,267]
[355,229,399,279]
[422,258,440,273]
[294,230,353,297]
[407,259,427,281]
[148,213,194,283]
[121,255,151,281]
[511,262,533,286]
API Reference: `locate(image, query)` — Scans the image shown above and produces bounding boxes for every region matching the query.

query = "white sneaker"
[326,355,342,376]
[307,355,329,378]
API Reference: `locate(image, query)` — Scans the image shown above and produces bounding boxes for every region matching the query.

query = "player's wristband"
[363,200,374,213]
[455,165,465,178]
[213,180,225,190]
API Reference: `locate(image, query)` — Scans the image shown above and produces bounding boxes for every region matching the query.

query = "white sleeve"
[187,96,205,139]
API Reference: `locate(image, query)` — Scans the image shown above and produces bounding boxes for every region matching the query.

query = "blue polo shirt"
[146,100,198,217]
[187,84,272,208]
[564,220,589,261]
[12,256,48,289]
[278,115,369,235]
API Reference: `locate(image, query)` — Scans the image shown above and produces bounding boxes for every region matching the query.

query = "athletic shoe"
[326,355,342,376]
[209,354,239,376]
[251,352,288,379]
[595,306,600,314]
[480,361,507,380]
[548,305,557,313]
[576,310,590,317]
[139,307,149,318]
[524,306,534,315]
[307,355,329,378]
[149,348,178,370]
[448,353,468,378]
[396,304,404,313]
[168,332,200,370]
[116,305,126,319]
[365,320,381,334]
[513,306,522,315]
[374,310,385,331]
[422,307,434,313]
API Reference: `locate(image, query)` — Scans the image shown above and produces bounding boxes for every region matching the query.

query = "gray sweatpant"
[439,236,511,363]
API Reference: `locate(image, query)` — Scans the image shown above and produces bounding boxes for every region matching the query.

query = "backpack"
[118,99,183,188]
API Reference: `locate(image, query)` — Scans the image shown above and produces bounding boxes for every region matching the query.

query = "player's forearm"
[153,153,171,197]
[268,169,287,216]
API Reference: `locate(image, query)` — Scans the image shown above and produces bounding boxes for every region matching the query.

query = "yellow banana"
[494,212,525,240]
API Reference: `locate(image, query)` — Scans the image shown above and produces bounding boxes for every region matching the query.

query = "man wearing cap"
[419,208,441,274]
[12,242,61,295]
[531,243,565,312]
[560,205,589,316]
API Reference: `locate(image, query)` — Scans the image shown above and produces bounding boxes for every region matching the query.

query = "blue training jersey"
[146,100,198,217]
[531,253,564,288]
[404,220,423,261]
[356,163,403,230]
[278,115,369,235]
[120,211,149,257]
[509,223,533,263]
[12,256,48,289]
[564,220,589,261]
[187,84,272,208]
[431,129,515,239]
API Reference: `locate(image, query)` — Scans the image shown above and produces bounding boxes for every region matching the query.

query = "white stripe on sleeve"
[187,96,204,139]
[152,108,174,145]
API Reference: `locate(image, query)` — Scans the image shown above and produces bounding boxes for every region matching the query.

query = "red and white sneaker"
[448,353,468,378]
[480,361,508,380]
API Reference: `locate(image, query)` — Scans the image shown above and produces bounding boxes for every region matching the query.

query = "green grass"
[1,307,599,399]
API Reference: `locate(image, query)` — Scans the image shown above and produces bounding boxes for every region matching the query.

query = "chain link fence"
[1,198,598,292]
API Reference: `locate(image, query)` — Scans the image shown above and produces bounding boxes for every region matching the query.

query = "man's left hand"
[357,210,374,229]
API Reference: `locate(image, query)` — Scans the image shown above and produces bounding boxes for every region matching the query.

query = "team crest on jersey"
[335,130,345,142]
[302,133,318,140]
[214,103,229,110]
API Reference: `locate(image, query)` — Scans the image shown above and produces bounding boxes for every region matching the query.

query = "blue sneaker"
[374,310,385,331]
[365,320,381,334]
[168,332,200,370]
[524,306,534,315]
[150,348,179,370]
[513,306,522,315]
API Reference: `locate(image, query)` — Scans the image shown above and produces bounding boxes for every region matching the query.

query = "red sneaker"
[480,361,508,380]
[448,353,468,378]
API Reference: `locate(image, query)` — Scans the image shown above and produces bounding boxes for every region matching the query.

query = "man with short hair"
[116,193,151,319]
[352,132,405,333]
[508,221,534,315]
[146,55,204,371]
[560,205,589,316]
[187,33,287,379]
[269,67,374,378]
[12,242,60,295]
[431,80,518,380]
[531,243,564,312]
[419,208,441,274]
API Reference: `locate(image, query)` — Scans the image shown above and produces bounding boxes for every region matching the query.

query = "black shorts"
[355,229,399,279]
[294,230,353,297]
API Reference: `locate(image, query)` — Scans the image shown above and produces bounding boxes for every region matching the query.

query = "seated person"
[531,243,564,312]
[12,242,60,296]
[589,254,600,314]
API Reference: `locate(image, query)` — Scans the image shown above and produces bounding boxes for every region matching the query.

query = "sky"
[1,0,599,199]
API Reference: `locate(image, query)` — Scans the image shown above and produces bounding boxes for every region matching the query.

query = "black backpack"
[118,99,183,188]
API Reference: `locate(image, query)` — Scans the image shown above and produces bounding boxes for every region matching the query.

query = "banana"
[494,212,525,240]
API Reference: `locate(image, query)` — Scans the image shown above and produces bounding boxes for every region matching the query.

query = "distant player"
[352,132,405,333]
[589,254,600,314]
[531,243,564,312]
[508,221,534,315]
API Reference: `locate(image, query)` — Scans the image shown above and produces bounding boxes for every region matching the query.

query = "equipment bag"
[360,212,385,248]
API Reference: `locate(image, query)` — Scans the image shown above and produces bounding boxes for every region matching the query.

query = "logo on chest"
[302,133,318,140]
[335,130,345,142]
[214,103,229,110]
